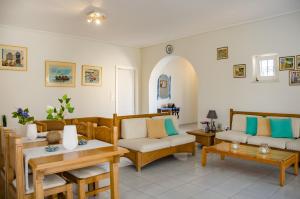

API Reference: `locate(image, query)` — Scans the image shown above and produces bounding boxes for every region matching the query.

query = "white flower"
[46,105,54,111]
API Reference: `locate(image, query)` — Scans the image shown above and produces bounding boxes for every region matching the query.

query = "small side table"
[187,130,221,147]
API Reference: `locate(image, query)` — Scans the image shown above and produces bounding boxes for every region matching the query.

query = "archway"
[149,55,198,125]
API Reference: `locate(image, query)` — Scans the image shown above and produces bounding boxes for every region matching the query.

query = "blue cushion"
[270,118,293,138]
[164,118,178,136]
[246,117,257,135]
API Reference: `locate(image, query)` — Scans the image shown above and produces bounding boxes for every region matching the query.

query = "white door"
[116,66,135,115]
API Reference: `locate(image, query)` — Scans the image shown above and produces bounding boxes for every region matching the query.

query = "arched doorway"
[149,56,198,125]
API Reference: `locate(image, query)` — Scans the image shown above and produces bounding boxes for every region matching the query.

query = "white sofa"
[215,109,300,152]
[113,113,196,171]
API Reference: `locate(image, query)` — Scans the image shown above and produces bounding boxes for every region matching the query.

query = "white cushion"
[267,117,300,138]
[232,114,247,132]
[118,138,171,152]
[13,174,66,194]
[216,130,251,143]
[161,134,195,146]
[247,136,291,149]
[121,118,147,139]
[152,115,179,131]
[286,139,300,151]
[67,163,109,179]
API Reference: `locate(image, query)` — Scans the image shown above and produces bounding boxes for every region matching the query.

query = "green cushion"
[270,118,293,138]
[246,117,257,135]
[164,118,178,136]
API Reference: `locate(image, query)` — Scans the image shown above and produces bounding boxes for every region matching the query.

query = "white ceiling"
[1,0,300,47]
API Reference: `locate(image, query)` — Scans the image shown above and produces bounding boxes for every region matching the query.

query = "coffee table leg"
[280,164,285,187]
[201,147,207,167]
[294,154,299,176]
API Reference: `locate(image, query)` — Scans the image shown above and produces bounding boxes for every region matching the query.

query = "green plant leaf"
[58,99,63,103]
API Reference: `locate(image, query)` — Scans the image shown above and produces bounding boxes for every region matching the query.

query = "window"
[253,53,278,82]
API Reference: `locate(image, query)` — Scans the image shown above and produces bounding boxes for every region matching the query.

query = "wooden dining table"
[29,145,128,199]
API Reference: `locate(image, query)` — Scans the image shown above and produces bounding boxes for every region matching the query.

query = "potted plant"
[46,94,75,120]
[12,108,37,139]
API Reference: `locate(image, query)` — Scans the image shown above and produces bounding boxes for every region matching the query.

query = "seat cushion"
[67,163,109,179]
[121,118,147,139]
[146,119,167,138]
[286,139,300,151]
[216,131,251,143]
[161,134,195,146]
[13,174,66,194]
[247,136,291,149]
[118,138,170,152]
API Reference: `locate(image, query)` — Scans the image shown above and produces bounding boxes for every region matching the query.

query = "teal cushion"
[164,118,178,136]
[246,117,257,135]
[270,118,293,138]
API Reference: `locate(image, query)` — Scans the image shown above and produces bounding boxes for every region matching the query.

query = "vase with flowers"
[46,94,75,120]
[12,108,37,139]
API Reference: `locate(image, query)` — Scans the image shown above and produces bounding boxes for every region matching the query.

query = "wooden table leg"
[33,170,44,199]
[110,156,120,199]
[294,154,299,176]
[201,147,207,167]
[279,164,285,187]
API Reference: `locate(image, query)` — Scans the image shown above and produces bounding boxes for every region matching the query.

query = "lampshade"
[26,124,37,140]
[207,110,217,119]
[63,125,78,150]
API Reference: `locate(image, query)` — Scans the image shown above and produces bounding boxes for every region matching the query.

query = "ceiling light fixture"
[86,11,106,25]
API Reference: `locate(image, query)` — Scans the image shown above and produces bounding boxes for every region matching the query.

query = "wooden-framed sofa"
[113,113,196,171]
[215,109,300,158]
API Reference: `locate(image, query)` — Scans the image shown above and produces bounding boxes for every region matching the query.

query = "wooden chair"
[34,120,66,132]
[6,133,73,199]
[63,126,118,199]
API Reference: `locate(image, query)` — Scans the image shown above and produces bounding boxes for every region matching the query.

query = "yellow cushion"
[146,119,167,139]
[257,118,271,136]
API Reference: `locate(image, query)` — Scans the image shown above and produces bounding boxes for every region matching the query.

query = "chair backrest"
[34,120,66,132]
[7,133,25,199]
[93,126,118,146]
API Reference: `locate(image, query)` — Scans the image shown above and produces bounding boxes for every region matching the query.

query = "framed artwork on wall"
[0,44,27,71]
[296,55,300,70]
[233,64,246,78]
[45,61,76,87]
[289,71,300,86]
[81,65,102,86]
[157,74,171,99]
[217,46,228,60]
[279,56,295,71]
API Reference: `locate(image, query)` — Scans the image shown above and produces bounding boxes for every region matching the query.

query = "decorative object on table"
[279,56,295,71]
[233,64,246,78]
[26,124,38,140]
[207,110,217,132]
[47,131,61,144]
[46,94,75,120]
[62,125,78,150]
[12,108,36,138]
[231,141,240,150]
[45,60,76,87]
[0,44,27,71]
[289,70,300,86]
[157,74,171,99]
[200,121,210,133]
[217,46,228,60]
[157,103,180,119]
[2,115,7,127]
[165,44,174,55]
[78,139,88,145]
[296,55,300,70]
[45,145,59,152]
[81,65,102,86]
[259,143,270,154]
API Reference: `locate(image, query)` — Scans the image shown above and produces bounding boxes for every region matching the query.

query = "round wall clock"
[165,45,174,54]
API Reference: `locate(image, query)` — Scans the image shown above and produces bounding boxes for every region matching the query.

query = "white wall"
[0,25,141,130]
[141,12,300,129]
[149,56,197,124]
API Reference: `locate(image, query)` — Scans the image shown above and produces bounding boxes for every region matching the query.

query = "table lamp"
[207,110,218,132]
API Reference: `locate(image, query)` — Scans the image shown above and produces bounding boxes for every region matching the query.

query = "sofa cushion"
[232,114,247,132]
[121,118,147,139]
[161,134,195,146]
[246,117,257,135]
[286,139,300,151]
[146,119,167,139]
[270,118,293,138]
[247,136,291,149]
[164,118,179,136]
[152,115,179,131]
[257,118,271,137]
[118,138,171,152]
[216,130,251,143]
[268,117,300,138]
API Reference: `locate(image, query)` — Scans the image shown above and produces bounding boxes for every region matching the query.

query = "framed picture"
[296,55,300,70]
[233,64,246,78]
[217,47,228,60]
[45,61,76,87]
[157,74,171,99]
[279,56,295,71]
[289,71,300,86]
[159,80,168,88]
[0,44,27,71]
[81,65,102,86]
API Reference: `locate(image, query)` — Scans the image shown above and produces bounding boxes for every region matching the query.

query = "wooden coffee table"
[201,142,298,186]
